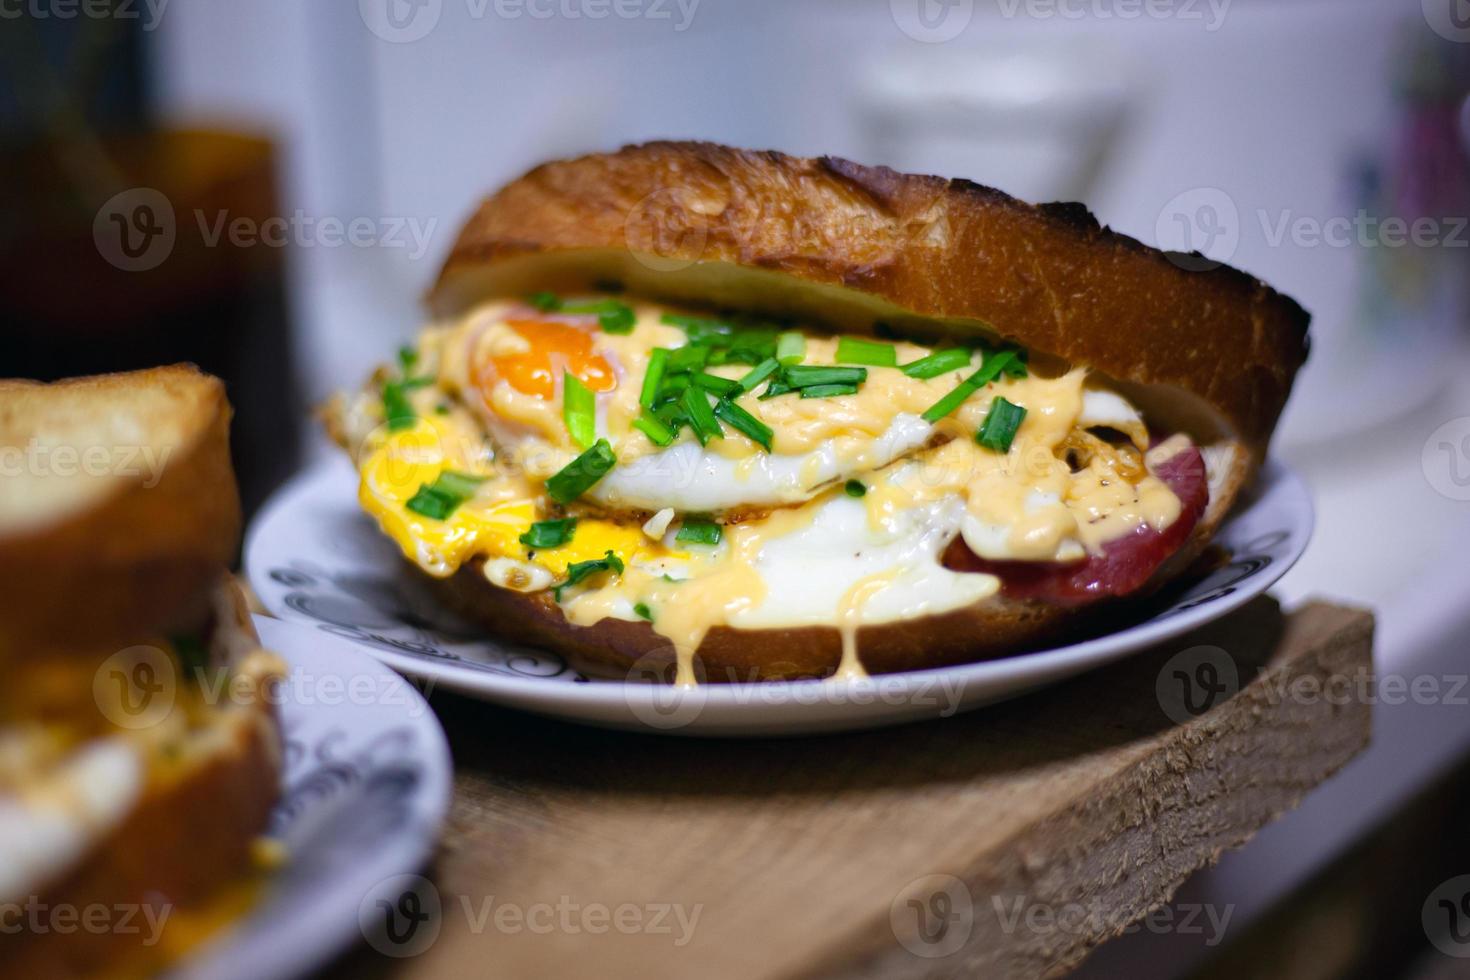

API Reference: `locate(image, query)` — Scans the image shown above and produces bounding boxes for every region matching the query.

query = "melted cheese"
[353,295,1196,682]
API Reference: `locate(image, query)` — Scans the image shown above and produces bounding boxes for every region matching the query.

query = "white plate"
[245,456,1312,737]
[171,616,452,980]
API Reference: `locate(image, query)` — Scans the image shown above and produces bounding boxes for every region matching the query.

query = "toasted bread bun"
[0,366,284,973]
[0,364,240,656]
[0,576,284,978]
[351,143,1309,680]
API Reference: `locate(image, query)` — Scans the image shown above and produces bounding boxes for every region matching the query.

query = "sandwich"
[325,142,1309,684]
[0,365,284,976]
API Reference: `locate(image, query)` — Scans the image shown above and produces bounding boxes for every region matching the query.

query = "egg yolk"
[480,319,617,400]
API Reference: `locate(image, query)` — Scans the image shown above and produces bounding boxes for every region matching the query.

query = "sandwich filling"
[342,295,1207,683]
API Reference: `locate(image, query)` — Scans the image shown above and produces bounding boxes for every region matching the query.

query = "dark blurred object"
[0,8,301,522]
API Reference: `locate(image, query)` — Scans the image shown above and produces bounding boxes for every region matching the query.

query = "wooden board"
[336,598,1372,979]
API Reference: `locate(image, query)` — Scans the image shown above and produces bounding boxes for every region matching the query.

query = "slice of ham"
[942,441,1209,604]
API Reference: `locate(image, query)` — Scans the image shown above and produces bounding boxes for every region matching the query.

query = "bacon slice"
[942,443,1209,604]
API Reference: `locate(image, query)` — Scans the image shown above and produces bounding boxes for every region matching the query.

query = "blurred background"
[3,0,1469,973]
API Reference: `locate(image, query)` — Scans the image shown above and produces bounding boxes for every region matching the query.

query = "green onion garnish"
[562,372,596,450]
[844,480,867,497]
[382,381,417,431]
[546,439,616,504]
[919,350,1020,423]
[692,372,743,397]
[758,380,794,400]
[397,345,419,372]
[782,365,868,388]
[737,358,780,393]
[666,345,711,375]
[900,348,972,379]
[799,383,860,399]
[714,399,773,451]
[675,518,722,546]
[634,602,654,622]
[681,387,723,445]
[661,313,735,344]
[528,291,560,311]
[836,337,898,367]
[404,470,487,521]
[776,331,805,365]
[553,550,624,601]
[519,518,577,549]
[640,348,669,409]
[632,413,676,447]
[561,299,636,334]
[976,397,1027,452]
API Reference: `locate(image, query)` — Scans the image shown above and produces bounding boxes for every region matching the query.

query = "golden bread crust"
[434,141,1309,472]
[0,364,240,656]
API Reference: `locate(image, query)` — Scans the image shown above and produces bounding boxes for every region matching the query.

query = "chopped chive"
[900,348,973,379]
[640,348,669,409]
[519,517,578,549]
[546,439,616,504]
[976,397,1027,453]
[782,365,868,388]
[397,345,419,372]
[553,550,624,601]
[714,399,773,451]
[404,470,487,521]
[561,299,636,334]
[661,313,736,344]
[562,372,596,450]
[654,373,690,406]
[434,404,450,415]
[844,479,867,497]
[651,402,689,436]
[799,383,860,398]
[692,372,743,397]
[666,345,710,375]
[634,602,654,622]
[836,336,898,367]
[737,358,780,392]
[528,291,560,311]
[919,350,1021,423]
[776,331,805,365]
[632,412,676,447]
[680,387,723,445]
[758,380,794,400]
[675,518,722,546]
[382,381,417,431]
[434,470,487,498]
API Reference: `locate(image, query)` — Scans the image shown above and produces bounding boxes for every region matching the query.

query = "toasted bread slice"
[0,364,240,656]
[0,576,284,977]
[341,143,1309,679]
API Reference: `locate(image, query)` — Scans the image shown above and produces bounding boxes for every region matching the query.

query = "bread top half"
[432,141,1310,480]
[0,364,240,655]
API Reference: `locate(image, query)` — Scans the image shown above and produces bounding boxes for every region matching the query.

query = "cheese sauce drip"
[350,295,1194,683]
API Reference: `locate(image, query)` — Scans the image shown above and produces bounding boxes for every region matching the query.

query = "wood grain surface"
[333,597,1373,980]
